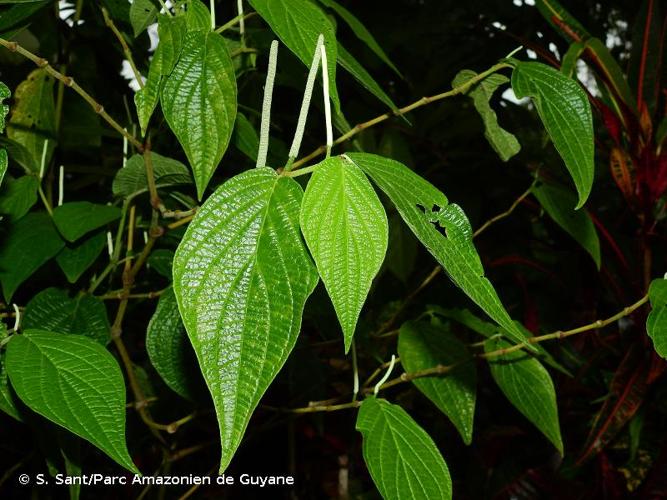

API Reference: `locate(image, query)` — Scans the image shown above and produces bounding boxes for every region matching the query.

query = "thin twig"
[102,7,144,90]
[0,38,143,151]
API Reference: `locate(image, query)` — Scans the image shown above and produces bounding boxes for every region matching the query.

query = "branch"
[102,7,144,90]
[0,38,143,151]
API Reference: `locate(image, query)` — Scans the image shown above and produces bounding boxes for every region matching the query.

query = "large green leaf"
[129,0,157,37]
[511,62,594,208]
[532,182,600,268]
[0,81,9,187]
[0,175,39,220]
[56,232,107,284]
[647,279,667,359]
[0,212,64,302]
[5,330,138,473]
[161,30,237,199]
[184,0,211,31]
[485,337,563,453]
[356,397,452,500]
[172,167,319,472]
[52,202,121,242]
[146,288,202,399]
[6,69,55,172]
[398,320,476,444]
[23,288,111,345]
[346,152,532,350]
[113,152,192,199]
[248,0,340,112]
[317,0,400,76]
[300,156,387,351]
[452,70,520,162]
[337,44,398,113]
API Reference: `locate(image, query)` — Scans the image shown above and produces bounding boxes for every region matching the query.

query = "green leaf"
[184,0,211,31]
[356,397,452,500]
[52,202,121,242]
[157,14,187,75]
[0,1,49,33]
[452,70,520,162]
[317,0,401,76]
[248,0,340,113]
[485,337,563,453]
[147,248,174,279]
[161,30,237,199]
[5,330,138,473]
[346,152,532,350]
[146,288,201,399]
[56,232,107,284]
[511,62,594,208]
[173,167,318,472]
[23,288,111,345]
[301,156,387,351]
[0,212,64,302]
[113,152,192,199]
[129,0,157,37]
[535,0,590,41]
[647,279,667,359]
[561,41,585,78]
[0,175,39,221]
[6,69,56,172]
[0,353,22,421]
[398,320,476,444]
[134,47,163,137]
[233,112,259,162]
[337,44,398,113]
[532,182,600,268]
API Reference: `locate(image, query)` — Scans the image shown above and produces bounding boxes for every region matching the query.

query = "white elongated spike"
[320,41,333,156]
[58,165,65,206]
[256,40,279,169]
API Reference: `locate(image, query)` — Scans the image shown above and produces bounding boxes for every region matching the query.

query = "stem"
[290,62,512,171]
[214,12,257,34]
[473,184,533,238]
[102,7,144,90]
[142,139,162,211]
[0,38,143,151]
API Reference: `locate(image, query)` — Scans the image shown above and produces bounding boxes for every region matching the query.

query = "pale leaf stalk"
[286,35,323,169]
[58,165,64,206]
[237,0,246,46]
[209,0,215,31]
[374,355,396,395]
[320,41,333,157]
[256,40,279,168]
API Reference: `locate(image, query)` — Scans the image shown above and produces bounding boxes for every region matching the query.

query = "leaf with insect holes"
[172,168,319,473]
[5,330,139,473]
[249,0,340,112]
[161,30,237,199]
[356,397,452,500]
[347,152,532,350]
[129,0,157,37]
[647,279,667,359]
[301,156,388,352]
[511,62,594,208]
[452,70,520,162]
[485,336,563,453]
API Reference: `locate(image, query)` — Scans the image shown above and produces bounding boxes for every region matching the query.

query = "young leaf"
[0,175,39,221]
[485,337,563,453]
[398,320,476,444]
[0,212,64,302]
[532,182,601,268]
[56,232,107,284]
[23,288,111,345]
[146,288,202,400]
[172,167,319,472]
[6,69,56,172]
[5,330,139,473]
[300,156,388,351]
[317,0,401,76]
[647,279,667,359]
[452,70,520,162]
[356,397,452,500]
[248,0,340,112]
[561,41,585,78]
[113,152,192,199]
[129,0,157,37]
[52,202,121,242]
[511,62,594,208]
[184,0,211,31]
[346,152,532,350]
[161,30,237,199]
[337,44,399,113]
